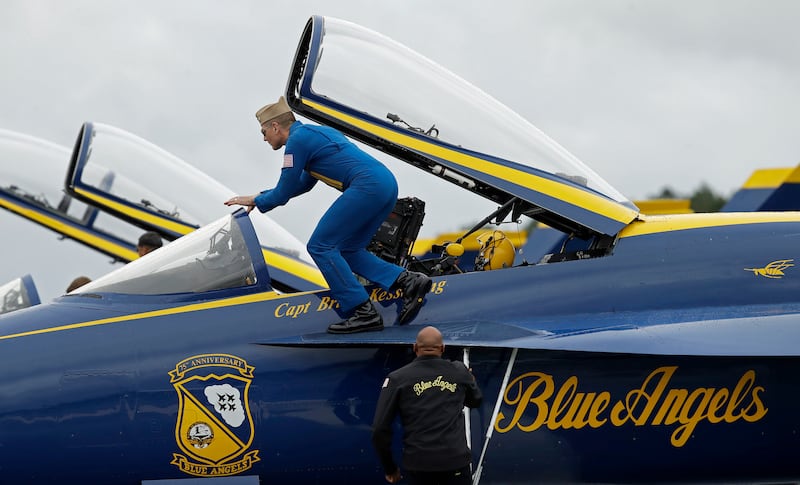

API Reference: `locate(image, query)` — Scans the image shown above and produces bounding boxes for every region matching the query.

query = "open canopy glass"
[288,16,639,237]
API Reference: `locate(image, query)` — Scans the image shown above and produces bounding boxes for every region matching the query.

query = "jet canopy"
[287,16,640,237]
[73,211,268,297]
[0,275,40,314]
[0,129,142,255]
[67,122,312,262]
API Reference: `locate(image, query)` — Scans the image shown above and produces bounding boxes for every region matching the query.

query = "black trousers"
[406,466,472,485]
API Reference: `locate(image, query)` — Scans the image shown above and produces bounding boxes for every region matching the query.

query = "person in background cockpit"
[137,231,163,257]
[66,275,91,293]
[224,96,432,334]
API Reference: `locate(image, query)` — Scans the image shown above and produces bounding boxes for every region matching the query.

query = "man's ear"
[441,344,445,354]
[412,343,418,353]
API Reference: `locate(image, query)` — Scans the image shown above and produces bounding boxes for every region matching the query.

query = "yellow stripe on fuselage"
[0,290,318,341]
[261,248,328,288]
[0,197,138,261]
[619,212,800,238]
[302,100,638,225]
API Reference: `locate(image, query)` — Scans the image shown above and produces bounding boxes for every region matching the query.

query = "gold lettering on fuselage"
[495,366,768,447]
[431,280,447,294]
[270,281,448,319]
[370,287,404,302]
[169,354,254,382]
[274,301,312,318]
[316,296,340,312]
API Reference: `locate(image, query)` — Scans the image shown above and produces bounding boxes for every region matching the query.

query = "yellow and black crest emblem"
[744,259,794,279]
[169,354,259,477]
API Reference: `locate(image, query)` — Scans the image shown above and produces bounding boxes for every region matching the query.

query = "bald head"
[413,326,444,356]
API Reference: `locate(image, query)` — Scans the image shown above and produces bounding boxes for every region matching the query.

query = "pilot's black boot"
[395,271,433,324]
[327,300,384,334]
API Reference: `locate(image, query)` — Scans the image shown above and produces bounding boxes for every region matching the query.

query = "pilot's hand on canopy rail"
[224,194,257,213]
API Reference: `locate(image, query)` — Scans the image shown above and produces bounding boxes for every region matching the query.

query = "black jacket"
[371,354,483,473]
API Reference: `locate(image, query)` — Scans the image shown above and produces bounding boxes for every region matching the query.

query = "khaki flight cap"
[256,96,292,125]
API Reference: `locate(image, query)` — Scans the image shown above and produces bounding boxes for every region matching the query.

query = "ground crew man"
[372,326,483,484]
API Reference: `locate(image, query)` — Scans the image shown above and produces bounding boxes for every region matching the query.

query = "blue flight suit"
[254,121,404,313]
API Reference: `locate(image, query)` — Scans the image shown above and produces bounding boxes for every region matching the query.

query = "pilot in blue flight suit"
[225,96,432,334]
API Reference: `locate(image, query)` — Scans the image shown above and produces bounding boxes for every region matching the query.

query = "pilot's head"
[66,275,91,293]
[137,231,163,257]
[256,96,295,150]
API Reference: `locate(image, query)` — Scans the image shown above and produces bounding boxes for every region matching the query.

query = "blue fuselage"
[1,219,799,483]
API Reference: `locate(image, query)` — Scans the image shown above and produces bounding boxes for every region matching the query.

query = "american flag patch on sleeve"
[283,154,294,168]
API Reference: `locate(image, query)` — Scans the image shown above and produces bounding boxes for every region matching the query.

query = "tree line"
[649,183,727,213]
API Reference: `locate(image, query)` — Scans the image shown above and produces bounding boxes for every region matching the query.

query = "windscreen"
[0,277,33,314]
[75,215,257,295]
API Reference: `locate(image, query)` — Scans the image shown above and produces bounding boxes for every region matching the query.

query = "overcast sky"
[2,0,800,302]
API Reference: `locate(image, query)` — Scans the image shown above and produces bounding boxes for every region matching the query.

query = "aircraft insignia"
[168,354,260,477]
[744,259,794,278]
[494,366,768,447]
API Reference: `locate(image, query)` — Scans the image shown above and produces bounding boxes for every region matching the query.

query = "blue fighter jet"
[1,15,799,484]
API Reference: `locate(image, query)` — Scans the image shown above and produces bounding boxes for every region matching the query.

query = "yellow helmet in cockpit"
[475,230,515,270]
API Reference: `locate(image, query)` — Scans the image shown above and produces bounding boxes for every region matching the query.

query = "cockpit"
[284,16,641,269]
[66,122,327,292]
[0,275,40,314]
[73,211,267,297]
